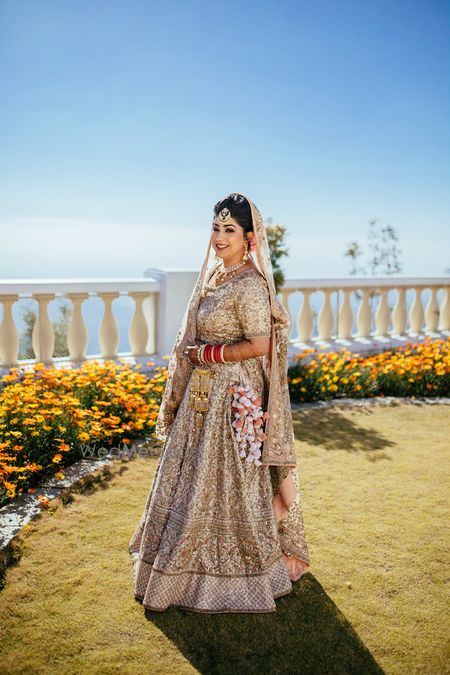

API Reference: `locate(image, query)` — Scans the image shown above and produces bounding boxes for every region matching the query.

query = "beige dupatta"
[154,193,297,468]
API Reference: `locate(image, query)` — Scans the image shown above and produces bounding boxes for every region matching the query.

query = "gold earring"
[242,240,249,262]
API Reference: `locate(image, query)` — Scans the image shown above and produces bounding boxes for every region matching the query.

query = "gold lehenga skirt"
[129,358,310,613]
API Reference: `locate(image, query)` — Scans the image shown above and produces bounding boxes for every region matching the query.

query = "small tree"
[343,218,403,321]
[344,218,402,277]
[264,218,290,295]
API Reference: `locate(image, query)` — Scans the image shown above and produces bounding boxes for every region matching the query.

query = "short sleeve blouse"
[234,272,272,339]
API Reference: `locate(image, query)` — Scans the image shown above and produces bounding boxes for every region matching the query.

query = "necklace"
[200,260,250,298]
[215,259,247,285]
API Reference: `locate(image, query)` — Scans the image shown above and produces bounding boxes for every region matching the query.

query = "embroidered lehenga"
[129,195,311,613]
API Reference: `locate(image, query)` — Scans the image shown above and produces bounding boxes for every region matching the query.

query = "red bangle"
[203,343,226,363]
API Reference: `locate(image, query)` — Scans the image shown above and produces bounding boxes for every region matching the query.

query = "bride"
[129,192,311,613]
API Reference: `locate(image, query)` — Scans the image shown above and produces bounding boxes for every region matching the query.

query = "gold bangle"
[201,344,207,364]
[197,344,205,365]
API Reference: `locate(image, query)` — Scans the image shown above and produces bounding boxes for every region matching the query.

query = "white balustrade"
[281,276,449,348]
[0,279,159,371]
[0,274,449,372]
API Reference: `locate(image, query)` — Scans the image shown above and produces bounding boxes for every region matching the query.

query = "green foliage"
[265,218,290,295]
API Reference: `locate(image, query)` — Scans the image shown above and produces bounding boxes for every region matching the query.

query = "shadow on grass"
[143,573,385,674]
[292,407,396,459]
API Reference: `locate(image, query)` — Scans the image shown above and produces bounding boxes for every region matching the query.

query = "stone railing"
[0,278,159,369]
[0,272,449,371]
[280,275,450,347]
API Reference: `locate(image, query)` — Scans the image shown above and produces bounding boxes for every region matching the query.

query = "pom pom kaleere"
[229,383,269,466]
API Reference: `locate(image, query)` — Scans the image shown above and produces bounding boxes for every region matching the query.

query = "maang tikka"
[218,207,232,223]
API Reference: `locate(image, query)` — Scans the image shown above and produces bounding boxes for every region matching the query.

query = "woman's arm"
[185,336,270,365]
[222,336,270,360]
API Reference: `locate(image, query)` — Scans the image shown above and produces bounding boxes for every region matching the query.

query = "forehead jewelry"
[218,207,232,223]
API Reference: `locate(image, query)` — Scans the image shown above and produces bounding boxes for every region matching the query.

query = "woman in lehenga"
[129,192,311,613]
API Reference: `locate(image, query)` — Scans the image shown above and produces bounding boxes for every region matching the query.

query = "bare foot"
[283,553,310,581]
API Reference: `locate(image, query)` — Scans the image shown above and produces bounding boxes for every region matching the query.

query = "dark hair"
[213,193,253,233]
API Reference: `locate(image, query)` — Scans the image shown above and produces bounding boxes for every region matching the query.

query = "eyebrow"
[213,221,236,227]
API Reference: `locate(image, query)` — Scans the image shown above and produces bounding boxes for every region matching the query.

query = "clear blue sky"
[1,0,449,279]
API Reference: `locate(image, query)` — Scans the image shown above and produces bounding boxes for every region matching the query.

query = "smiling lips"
[216,244,229,249]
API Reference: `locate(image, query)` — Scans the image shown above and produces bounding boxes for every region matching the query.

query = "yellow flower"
[77,432,90,442]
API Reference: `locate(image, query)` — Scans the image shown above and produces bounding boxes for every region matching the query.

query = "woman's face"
[211,216,248,267]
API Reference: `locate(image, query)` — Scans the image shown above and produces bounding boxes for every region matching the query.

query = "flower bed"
[288,337,450,402]
[0,360,168,506]
[1,337,449,507]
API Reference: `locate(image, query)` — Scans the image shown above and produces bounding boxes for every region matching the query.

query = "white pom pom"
[239,449,247,458]
[254,458,262,467]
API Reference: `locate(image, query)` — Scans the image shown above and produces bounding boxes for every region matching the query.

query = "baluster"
[317,288,334,340]
[424,287,439,332]
[99,292,120,359]
[392,287,407,336]
[297,289,313,342]
[375,287,391,336]
[128,292,149,356]
[279,289,292,340]
[67,293,89,361]
[438,286,450,332]
[356,288,372,338]
[409,287,424,334]
[338,288,353,339]
[32,294,55,364]
[0,295,19,367]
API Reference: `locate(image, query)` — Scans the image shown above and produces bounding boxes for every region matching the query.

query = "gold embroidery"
[189,367,214,428]
[129,267,310,612]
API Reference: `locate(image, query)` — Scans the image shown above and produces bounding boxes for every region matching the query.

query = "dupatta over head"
[155,193,297,466]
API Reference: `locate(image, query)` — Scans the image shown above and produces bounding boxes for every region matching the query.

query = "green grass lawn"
[0,402,448,674]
